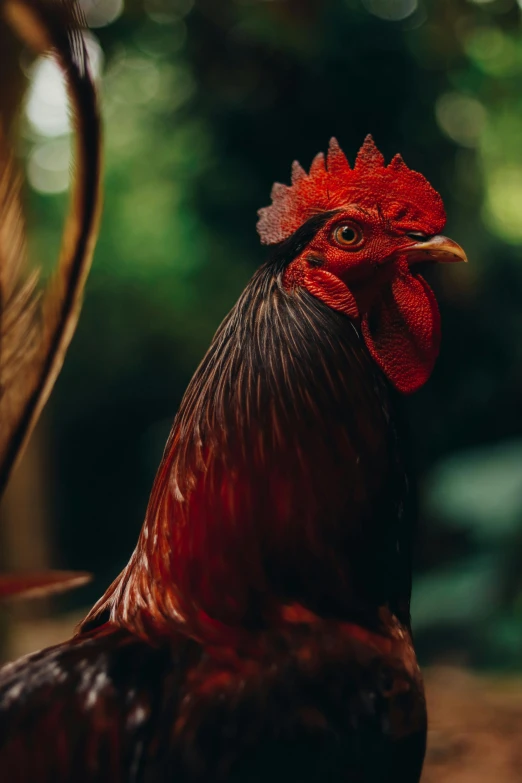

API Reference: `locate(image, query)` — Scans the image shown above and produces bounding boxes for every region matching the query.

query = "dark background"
[2,0,522,677]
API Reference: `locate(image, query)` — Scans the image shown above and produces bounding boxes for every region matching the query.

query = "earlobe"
[303,268,359,319]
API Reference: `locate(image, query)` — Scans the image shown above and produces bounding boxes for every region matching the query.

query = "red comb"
[257,136,445,245]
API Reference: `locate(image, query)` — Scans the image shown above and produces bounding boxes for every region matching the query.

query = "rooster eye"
[332,223,362,248]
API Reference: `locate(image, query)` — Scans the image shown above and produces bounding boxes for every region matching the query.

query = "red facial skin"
[282,208,441,394]
[258,136,467,394]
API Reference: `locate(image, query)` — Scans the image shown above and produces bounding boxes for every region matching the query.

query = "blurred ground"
[424,667,522,783]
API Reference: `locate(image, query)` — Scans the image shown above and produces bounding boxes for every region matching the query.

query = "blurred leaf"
[425,440,522,541]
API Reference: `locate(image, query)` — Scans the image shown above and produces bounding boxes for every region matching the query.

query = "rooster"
[0,32,467,781]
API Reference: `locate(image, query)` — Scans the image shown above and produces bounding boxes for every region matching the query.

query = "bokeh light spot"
[362,0,417,22]
[26,58,70,137]
[144,0,194,24]
[436,92,487,148]
[485,166,522,243]
[104,55,162,105]
[465,26,519,77]
[27,139,72,195]
[26,35,104,138]
[80,0,124,28]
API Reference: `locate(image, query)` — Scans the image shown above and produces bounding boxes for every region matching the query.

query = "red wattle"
[361,269,440,394]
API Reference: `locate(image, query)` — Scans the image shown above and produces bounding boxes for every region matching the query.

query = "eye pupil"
[341,226,356,242]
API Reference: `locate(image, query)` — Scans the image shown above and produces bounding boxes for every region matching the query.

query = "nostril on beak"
[405,235,468,265]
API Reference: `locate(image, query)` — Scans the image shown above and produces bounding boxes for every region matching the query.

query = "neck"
[85,263,414,639]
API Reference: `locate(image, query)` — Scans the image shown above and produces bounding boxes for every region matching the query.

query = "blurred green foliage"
[18,0,522,669]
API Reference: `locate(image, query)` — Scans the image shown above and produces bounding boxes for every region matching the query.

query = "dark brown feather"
[0,616,425,783]
[84,248,412,638]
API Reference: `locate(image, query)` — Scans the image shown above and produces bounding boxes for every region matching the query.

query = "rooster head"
[257,136,467,394]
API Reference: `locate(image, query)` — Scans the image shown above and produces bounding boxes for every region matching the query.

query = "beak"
[404,235,468,265]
